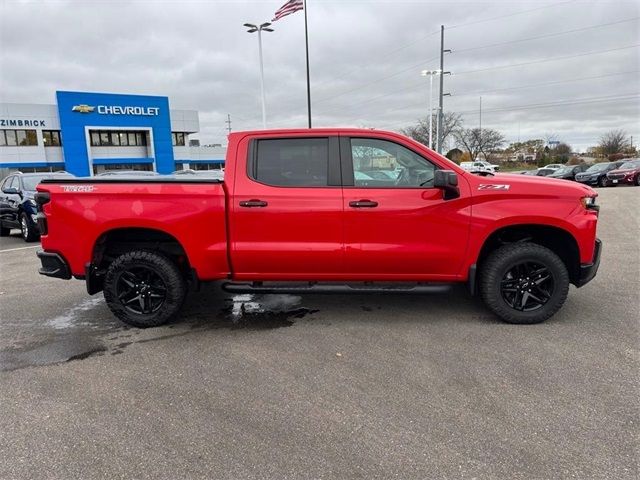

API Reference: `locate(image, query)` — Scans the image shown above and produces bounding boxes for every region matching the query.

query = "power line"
[314,54,440,105]
[449,70,640,97]
[452,17,639,54]
[328,71,637,123]
[453,44,640,75]
[314,29,439,90]
[454,93,639,115]
[448,0,577,30]
[375,93,638,130]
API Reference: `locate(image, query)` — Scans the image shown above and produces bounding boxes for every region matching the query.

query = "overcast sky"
[1,0,638,151]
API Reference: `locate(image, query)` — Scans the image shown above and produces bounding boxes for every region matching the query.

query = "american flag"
[272,0,303,21]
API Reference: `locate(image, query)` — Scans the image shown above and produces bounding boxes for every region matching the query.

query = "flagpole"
[303,0,312,128]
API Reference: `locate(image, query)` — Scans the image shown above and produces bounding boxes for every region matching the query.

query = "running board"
[222,281,452,295]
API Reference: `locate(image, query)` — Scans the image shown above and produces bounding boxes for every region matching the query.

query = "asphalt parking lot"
[0,187,638,479]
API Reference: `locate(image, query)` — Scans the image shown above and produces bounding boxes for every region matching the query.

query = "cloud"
[1,0,638,151]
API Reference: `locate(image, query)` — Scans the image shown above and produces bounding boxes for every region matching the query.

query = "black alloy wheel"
[115,267,167,315]
[480,242,569,324]
[103,250,187,327]
[500,262,554,312]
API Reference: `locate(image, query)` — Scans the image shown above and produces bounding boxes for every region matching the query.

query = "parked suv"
[575,161,625,188]
[0,172,74,241]
[547,164,589,181]
[606,159,640,186]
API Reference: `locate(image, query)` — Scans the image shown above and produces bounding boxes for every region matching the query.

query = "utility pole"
[225,114,232,134]
[479,96,482,133]
[437,25,445,154]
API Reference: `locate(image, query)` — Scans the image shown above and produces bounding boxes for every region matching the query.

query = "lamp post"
[244,22,274,129]
[421,69,441,150]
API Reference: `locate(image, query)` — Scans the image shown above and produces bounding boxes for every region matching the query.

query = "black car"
[575,161,626,188]
[0,172,74,241]
[547,164,589,181]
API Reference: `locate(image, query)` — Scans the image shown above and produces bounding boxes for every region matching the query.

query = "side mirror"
[433,170,460,200]
[2,187,19,195]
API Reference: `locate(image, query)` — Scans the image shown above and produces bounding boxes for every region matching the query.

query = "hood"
[465,172,596,198]
[608,167,640,175]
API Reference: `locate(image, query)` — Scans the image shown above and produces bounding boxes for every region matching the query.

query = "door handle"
[349,199,378,208]
[239,199,268,208]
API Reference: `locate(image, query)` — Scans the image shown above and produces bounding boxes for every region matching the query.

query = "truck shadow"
[0,282,493,372]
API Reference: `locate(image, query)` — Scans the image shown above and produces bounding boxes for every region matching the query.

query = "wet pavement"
[0,187,638,479]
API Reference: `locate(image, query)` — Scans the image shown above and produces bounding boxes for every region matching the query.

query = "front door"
[0,176,20,227]
[341,135,470,280]
[229,135,344,280]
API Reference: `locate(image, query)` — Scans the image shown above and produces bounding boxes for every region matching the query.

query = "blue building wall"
[56,91,174,176]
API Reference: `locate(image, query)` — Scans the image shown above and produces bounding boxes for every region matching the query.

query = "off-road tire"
[20,212,39,242]
[103,250,187,328]
[480,242,569,324]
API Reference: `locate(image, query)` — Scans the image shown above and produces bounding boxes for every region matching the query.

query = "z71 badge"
[478,184,510,190]
[62,185,95,193]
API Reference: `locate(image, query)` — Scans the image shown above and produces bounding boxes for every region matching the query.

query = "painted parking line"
[0,245,40,253]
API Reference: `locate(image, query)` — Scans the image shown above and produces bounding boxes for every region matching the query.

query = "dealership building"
[0,91,226,176]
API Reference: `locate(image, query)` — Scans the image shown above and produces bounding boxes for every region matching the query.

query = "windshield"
[553,167,572,175]
[586,163,611,173]
[22,175,50,191]
[619,160,640,170]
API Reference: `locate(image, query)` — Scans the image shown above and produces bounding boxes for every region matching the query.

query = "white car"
[543,163,564,171]
[460,161,498,174]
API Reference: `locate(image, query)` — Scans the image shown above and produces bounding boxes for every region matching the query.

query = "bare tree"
[400,112,462,149]
[454,127,506,160]
[599,129,629,155]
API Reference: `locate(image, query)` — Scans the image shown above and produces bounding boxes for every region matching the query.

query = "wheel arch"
[88,227,194,294]
[474,224,581,288]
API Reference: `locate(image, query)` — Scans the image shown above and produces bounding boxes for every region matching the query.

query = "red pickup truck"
[35,129,601,327]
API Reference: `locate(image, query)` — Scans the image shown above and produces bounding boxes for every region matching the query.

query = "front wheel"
[635,175,640,186]
[103,250,187,327]
[479,242,569,324]
[597,176,608,188]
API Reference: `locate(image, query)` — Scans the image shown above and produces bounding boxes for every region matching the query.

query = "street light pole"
[421,69,441,150]
[244,22,274,129]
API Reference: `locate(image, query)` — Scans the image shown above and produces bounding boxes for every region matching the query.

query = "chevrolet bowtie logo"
[71,104,95,113]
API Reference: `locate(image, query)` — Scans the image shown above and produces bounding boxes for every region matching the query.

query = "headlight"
[581,196,599,213]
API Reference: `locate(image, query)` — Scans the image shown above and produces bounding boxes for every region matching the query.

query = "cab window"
[252,138,329,187]
[350,138,435,188]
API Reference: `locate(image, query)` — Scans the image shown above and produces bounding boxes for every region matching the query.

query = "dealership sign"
[0,119,46,127]
[72,104,160,116]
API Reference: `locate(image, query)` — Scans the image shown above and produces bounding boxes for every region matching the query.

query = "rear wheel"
[103,250,187,328]
[480,242,569,324]
[20,213,38,242]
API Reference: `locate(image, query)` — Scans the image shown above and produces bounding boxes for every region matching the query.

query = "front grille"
[607,173,624,180]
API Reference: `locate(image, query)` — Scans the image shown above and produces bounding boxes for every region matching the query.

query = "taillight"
[34,191,50,235]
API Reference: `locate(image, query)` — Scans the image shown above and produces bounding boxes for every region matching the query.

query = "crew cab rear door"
[339,134,471,280]
[229,134,344,279]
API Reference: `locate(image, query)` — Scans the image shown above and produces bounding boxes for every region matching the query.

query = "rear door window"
[252,138,329,187]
